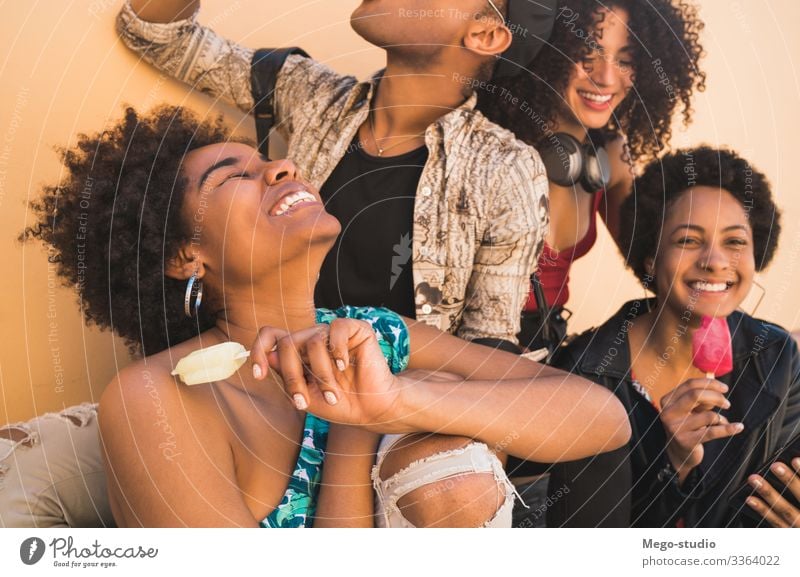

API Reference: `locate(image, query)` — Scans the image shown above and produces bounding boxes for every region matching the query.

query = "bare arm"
[128,0,199,22]
[406,317,564,380]
[313,425,378,528]
[398,320,632,462]
[249,318,630,465]
[99,364,258,527]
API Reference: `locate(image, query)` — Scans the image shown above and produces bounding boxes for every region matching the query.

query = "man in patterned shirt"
[117,0,550,351]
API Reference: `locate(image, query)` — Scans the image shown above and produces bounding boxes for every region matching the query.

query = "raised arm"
[117,0,349,141]
[99,364,258,527]
[117,0,256,114]
[128,0,199,22]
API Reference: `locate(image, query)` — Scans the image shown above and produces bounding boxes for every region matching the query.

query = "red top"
[525,189,605,312]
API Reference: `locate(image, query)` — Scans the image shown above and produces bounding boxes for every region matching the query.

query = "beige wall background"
[1,1,798,424]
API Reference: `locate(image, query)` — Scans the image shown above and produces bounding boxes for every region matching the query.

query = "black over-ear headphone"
[538,132,611,192]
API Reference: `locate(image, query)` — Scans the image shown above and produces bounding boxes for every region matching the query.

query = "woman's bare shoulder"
[97,344,256,527]
[98,339,223,445]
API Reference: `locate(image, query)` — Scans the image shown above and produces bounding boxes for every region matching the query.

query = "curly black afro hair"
[621,146,782,291]
[479,0,706,166]
[22,105,235,356]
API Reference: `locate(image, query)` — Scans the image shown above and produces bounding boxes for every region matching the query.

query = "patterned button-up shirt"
[117,2,549,344]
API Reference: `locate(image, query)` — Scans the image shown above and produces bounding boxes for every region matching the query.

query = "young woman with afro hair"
[22,105,630,528]
[482,0,706,528]
[480,0,707,352]
[553,147,799,527]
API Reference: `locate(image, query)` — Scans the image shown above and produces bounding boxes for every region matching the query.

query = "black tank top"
[314,137,428,318]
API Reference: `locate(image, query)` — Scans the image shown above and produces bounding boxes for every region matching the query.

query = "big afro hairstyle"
[22,105,235,357]
[621,146,782,291]
[479,0,706,166]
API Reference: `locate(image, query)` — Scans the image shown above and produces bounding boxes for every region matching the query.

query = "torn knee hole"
[64,414,84,427]
[395,472,506,527]
[399,471,503,506]
[59,405,95,427]
[375,440,516,527]
[379,435,474,482]
[0,426,36,447]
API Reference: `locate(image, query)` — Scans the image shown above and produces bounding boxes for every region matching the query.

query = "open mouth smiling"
[267,186,321,217]
[577,90,613,104]
[688,280,736,294]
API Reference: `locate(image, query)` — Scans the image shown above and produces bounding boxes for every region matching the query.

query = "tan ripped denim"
[0,404,112,528]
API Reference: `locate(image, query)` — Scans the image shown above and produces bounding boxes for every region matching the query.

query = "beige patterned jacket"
[117,2,549,344]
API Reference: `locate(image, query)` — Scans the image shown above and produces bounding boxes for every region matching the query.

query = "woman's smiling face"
[560,6,635,132]
[651,186,756,321]
[178,142,341,284]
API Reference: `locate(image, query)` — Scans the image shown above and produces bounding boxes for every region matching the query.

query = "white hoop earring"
[742,278,766,317]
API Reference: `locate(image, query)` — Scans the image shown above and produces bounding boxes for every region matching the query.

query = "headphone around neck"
[538,132,611,192]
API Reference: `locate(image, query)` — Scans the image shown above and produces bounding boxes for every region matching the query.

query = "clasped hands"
[248,319,406,431]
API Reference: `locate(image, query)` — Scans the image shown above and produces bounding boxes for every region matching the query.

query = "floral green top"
[260,306,410,528]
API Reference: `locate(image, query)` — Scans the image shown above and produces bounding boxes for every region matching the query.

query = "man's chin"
[350,18,380,46]
[350,3,399,44]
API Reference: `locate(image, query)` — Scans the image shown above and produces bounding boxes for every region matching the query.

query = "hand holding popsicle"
[659,378,744,483]
[170,320,399,426]
[169,323,350,411]
[169,326,291,386]
[658,316,743,483]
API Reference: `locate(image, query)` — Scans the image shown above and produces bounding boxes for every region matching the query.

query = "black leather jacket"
[553,299,800,527]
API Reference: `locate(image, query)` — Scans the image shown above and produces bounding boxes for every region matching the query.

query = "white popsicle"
[170,342,250,386]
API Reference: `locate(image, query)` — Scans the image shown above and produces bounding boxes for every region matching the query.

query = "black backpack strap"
[531,271,553,344]
[251,47,309,156]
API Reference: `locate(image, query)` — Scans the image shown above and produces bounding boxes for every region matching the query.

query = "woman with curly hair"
[553,147,800,527]
[22,105,629,528]
[480,0,706,352]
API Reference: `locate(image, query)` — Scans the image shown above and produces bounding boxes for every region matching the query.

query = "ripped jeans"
[371,434,520,528]
[1,406,520,528]
[0,404,113,528]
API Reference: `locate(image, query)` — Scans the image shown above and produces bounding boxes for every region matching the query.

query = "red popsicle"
[692,315,733,378]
